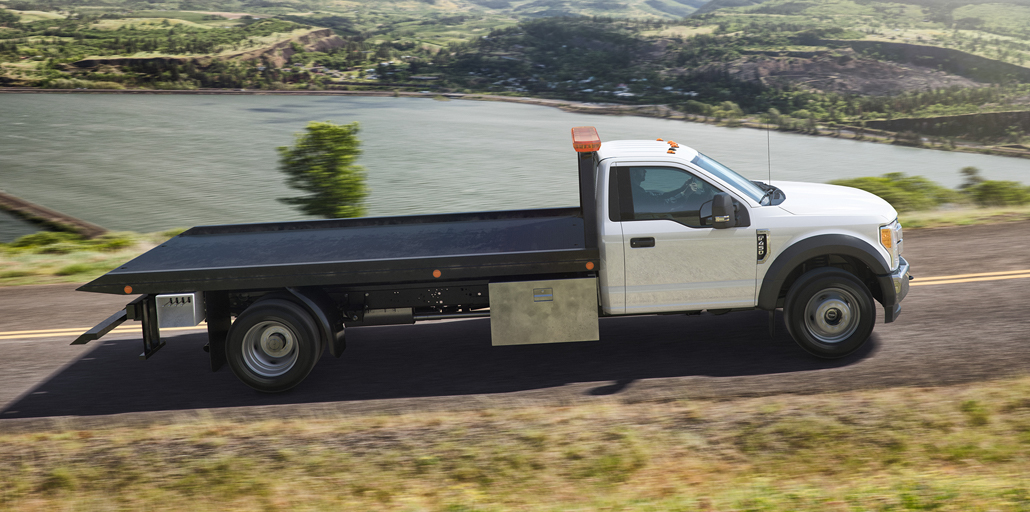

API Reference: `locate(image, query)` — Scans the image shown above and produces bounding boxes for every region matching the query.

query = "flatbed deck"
[79,207,599,295]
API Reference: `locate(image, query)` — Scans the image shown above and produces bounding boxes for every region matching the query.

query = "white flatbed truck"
[76,127,911,392]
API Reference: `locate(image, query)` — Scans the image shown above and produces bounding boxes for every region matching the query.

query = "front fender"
[757,234,891,310]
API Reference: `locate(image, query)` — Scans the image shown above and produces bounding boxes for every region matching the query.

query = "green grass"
[130,10,240,23]
[900,205,1030,228]
[0,229,183,286]
[87,17,219,31]
[952,4,1030,36]
[2,376,1029,510]
[8,9,66,22]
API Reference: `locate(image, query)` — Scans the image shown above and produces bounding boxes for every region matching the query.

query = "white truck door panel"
[622,221,756,312]
[613,165,757,313]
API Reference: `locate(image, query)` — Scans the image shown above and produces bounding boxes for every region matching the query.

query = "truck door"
[613,165,757,314]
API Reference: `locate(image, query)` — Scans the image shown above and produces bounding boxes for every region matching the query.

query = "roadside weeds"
[1,376,1029,510]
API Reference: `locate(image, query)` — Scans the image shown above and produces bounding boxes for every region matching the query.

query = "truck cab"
[591,135,909,357]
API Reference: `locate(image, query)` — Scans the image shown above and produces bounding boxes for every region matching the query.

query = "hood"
[773,181,897,221]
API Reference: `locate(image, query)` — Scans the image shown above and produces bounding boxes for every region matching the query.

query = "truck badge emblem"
[757,231,769,263]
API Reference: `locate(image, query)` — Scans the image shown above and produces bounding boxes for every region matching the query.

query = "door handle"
[630,237,655,248]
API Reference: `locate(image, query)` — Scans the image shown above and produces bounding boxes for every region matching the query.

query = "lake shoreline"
[3,87,1028,160]
[0,190,107,239]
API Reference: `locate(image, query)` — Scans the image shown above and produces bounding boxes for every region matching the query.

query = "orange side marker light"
[124,285,133,294]
[433,269,442,278]
[586,262,595,270]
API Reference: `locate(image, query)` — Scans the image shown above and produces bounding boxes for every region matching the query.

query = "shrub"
[6,231,137,254]
[682,99,712,116]
[40,467,77,492]
[45,78,123,89]
[966,181,1030,207]
[85,232,136,251]
[151,81,196,90]
[8,231,84,251]
[91,81,125,89]
[831,173,965,212]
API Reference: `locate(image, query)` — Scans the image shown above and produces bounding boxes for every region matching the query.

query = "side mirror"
[712,193,735,229]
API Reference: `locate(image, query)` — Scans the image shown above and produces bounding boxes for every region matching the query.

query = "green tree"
[959,166,984,189]
[277,121,368,218]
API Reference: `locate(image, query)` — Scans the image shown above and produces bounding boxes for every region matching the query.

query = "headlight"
[879,220,902,270]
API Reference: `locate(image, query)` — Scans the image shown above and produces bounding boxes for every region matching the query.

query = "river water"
[0,93,1027,240]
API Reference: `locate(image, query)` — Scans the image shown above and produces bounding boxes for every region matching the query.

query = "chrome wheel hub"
[241,321,299,377]
[804,287,859,344]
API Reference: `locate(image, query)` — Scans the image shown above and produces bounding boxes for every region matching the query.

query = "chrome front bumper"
[884,256,910,323]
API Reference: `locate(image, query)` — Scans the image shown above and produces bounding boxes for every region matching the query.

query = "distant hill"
[693,0,766,15]
[1,0,714,20]
[2,0,1029,144]
[695,0,1030,31]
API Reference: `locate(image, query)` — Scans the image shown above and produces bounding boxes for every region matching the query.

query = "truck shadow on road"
[1,310,876,419]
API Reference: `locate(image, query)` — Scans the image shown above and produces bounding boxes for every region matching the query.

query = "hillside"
[1,0,1029,144]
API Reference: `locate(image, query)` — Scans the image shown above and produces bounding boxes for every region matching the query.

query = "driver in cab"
[629,168,704,213]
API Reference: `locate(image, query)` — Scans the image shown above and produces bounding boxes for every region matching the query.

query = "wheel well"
[776,254,883,307]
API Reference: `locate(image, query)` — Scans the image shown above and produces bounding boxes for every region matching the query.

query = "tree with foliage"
[959,166,984,189]
[0,8,20,27]
[277,121,368,218]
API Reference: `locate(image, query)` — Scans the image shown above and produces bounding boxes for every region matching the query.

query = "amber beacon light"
[571,126,601,152]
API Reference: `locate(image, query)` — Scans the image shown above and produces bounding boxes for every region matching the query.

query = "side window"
[616,166,722,228]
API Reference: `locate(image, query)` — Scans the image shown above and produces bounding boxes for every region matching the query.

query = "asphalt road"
[1,221,1028,429]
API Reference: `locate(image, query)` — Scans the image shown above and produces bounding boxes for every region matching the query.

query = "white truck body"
[77,128,910,392]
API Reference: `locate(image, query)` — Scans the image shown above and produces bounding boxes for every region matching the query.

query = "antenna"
[766,121,772,186]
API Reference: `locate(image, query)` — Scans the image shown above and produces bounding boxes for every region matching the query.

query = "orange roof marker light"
[668,141,680,148]
[656,138,664,141]
[571,126,601,153]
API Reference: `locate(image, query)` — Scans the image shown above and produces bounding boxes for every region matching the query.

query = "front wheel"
[227,299,322,392]
[783,268,875,359]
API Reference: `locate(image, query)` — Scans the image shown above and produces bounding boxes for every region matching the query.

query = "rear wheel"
[227,299,322,392]
[784,268,875,359]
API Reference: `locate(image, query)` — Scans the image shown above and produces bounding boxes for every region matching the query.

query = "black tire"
[783,268,875,359]
[226,299,322,392]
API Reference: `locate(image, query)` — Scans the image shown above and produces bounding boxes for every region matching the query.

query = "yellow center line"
[0,324,207,340]
[2,323,209,336]
[917,269,1030,281]
[912,273,1030,286]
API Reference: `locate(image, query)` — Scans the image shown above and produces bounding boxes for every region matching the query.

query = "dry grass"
[1,377,1029,510]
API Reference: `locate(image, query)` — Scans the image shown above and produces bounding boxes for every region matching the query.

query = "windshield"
[691,153,767,204]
